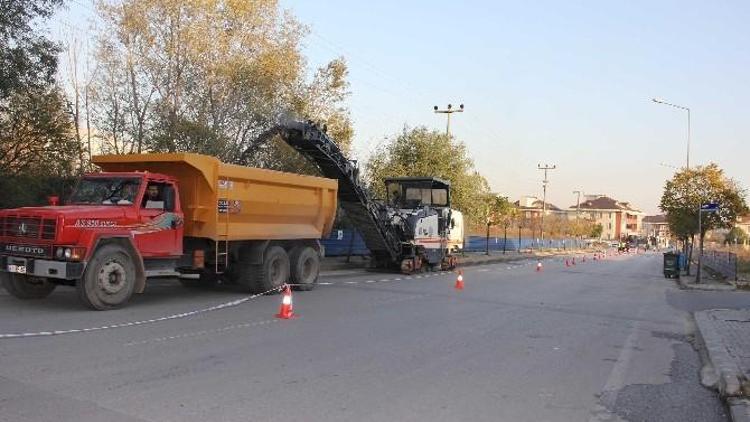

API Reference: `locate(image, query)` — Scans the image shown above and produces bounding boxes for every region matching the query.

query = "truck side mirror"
[163,186,176,212]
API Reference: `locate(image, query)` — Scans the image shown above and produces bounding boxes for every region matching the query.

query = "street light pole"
[433,103,464,136]
[652,98,691,169]
[573,190,582,247]
[537,164,557,247]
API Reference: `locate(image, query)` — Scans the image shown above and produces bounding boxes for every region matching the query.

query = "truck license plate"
[7,265,26,274]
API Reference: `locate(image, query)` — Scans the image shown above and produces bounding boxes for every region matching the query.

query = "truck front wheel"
[77,244,136,310]
[1,273,56,299]
[289,246,319,291]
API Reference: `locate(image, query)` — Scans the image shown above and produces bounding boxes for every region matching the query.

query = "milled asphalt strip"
[588,314,644,422]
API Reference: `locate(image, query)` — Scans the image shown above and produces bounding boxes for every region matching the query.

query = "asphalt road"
[0,252,732,421]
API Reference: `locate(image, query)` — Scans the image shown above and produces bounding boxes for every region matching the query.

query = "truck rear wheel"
[290,246,319,291]
[1,273,56,299]
[249,246,290,294]
[77,244,136,310]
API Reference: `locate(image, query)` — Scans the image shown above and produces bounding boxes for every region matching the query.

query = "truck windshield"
[69,177,142,205]
[387,182,448,208]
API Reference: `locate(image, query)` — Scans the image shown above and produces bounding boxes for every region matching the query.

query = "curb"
[319,248,602,276]
[694,311,745,396]
[677,272,736,291]
[729,398,750,422]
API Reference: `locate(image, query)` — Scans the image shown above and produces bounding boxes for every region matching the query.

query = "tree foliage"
[0,87,80,177]
[725,227,748,245]
[92,0,352,171]
[0,0,78,192]
[366,126,490,224]
[590,223,603,239]
[0,0,62,100]
[660,163,747,241]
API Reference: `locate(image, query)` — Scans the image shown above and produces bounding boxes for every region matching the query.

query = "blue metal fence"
[321,229,587,257]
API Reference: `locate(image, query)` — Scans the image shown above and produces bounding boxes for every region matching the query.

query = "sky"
[50,0,750,214]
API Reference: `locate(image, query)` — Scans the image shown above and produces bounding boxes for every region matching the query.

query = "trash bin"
[663,252,680,278]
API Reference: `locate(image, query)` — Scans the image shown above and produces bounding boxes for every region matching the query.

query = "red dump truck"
[0,153,338,310]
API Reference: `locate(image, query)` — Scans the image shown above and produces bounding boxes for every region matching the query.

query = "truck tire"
[249,246,290,294]
[77,244,137,310]
[1,273,56,299]
[289,246,319,291]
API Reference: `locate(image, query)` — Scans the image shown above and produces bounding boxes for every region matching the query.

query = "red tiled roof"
[643,215,667,224]
[570,196,640,212]
[514,199,561,211]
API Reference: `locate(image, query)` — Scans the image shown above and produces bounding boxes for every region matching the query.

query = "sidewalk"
[695,309,750,421]
[678,271,737,291]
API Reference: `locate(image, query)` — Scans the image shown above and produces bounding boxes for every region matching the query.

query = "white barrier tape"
[0,270,460,340]
[0,285,283,340]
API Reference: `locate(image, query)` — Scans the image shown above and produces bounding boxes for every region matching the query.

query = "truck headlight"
[55,247,85,261]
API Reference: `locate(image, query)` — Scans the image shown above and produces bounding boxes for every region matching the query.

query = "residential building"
[514,196,563,220]
[642,215,671,248]
[567,195,644,240]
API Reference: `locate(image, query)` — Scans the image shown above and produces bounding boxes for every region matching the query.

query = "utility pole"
[433,103,464,136]
[537,164,557,246]
[573,190,582,246]
[573,190,582,221]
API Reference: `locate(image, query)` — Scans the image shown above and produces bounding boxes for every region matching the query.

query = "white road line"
[125,319,279,347]
[344,281,358,284]
[365,280,377,283]
[318,282,334,285]
[379,278,391,282]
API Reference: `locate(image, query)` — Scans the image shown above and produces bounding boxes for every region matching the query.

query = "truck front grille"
[1,215,57,240]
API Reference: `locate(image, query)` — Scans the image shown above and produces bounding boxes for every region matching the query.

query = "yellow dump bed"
[92,153,338,241]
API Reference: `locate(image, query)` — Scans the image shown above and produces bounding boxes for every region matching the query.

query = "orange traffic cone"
[455,270,464,290]
[275,285,297,319]
[536,261,543,272]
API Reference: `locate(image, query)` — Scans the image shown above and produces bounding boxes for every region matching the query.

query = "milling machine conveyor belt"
[261,121,402,263]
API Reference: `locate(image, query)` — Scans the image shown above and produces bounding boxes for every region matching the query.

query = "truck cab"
[0,172,184,309]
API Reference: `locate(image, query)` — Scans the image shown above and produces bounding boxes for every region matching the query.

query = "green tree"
[366,126,490,225]
[725,227,748,245]
[478,194,514,255]
[660,163,748,276]
[0,0,79,207]
[0,0,62,100]
[590,223,603,239]
[93,0,352,170]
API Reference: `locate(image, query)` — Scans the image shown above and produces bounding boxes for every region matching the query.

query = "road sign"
[701,203,719,212]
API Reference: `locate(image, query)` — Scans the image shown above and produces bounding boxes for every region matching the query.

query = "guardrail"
[702,250,738,281]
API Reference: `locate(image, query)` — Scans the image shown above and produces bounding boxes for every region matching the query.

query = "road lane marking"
[125,319,280,347]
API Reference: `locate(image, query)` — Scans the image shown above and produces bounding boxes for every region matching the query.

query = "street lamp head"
[447,104,452,110]
[652,97,665,104]
[459,104,464,110]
